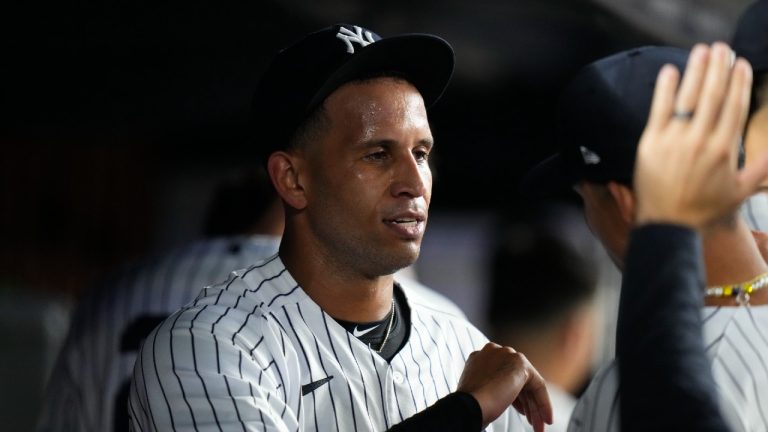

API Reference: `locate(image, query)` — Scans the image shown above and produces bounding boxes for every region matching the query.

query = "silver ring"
[672,110,694,121]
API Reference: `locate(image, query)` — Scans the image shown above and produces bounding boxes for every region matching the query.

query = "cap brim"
[307,34,454,112]
[520,153,579,199]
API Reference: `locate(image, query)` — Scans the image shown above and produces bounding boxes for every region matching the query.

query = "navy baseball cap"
[252,24,454,162]
[523,46,689,195]
[732,0,768,74]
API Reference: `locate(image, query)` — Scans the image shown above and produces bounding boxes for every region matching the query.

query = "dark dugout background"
[0,0,755,429]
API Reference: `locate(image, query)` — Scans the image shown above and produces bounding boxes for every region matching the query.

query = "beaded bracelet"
[705,271,768,306]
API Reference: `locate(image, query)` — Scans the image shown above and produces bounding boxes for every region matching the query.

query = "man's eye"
[414,150,430,162]
[364,151,388,161]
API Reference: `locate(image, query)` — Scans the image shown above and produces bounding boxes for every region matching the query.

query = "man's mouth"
[383,213,426,239]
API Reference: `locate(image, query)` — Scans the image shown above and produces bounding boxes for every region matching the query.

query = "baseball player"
[37,168,284,432]
[618,39,766,431]
[526,44,768,431]
[737,0,768,232]
[488,207,599,432]
[129,24,553,431]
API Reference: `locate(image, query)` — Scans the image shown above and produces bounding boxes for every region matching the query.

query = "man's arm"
[618,225,728,431]
[618,42,768,432]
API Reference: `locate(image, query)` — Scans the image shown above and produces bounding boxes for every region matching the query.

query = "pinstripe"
[732,319,768,428]
[369,347,391,428]
[411,315,452,393]
[268,285,300,307]
[410,323,441,399]
[297,304,341,431]
[280,306,319,431]
[706,333,725,353]
[747,307,768,349]
[240,254,280,279]
[263,359,288,418]
[447,320,468,361]
[244,268,287,295]
[130,339,153,431]
[232,302,263,345]
[188,305,223,431]
[127,395,143,432]
[148,323,172,431]
[323,312,359,431]
[346,329,374,430]
[249,336,265,357]
[715,354,749,401]
[168,311,198,431]
[405,342,430,406]
[398,355,421,412]
[427,315,460,367]
[223,374,247,432]
[703,306,722,324]
[212,307,232,373]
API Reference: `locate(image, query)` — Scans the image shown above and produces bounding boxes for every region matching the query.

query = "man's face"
[299,77,433,277]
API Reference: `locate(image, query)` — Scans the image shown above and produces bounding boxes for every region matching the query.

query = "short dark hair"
[287,105,332,153]
[286,72,411,153]
[488,207,598,328]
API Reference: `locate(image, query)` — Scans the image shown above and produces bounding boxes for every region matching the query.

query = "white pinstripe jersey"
[567,304,768,432]
[741,194,768,232]
[37,235,281,432]
[128,253,530,431]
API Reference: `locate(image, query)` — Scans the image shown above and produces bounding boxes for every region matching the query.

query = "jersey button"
[392,372,404,384]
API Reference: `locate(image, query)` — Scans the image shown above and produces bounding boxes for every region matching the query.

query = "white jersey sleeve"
[37,235,280,432]
[129,280,304,431]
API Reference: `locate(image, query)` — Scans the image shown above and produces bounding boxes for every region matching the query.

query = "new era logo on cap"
[580,146,601,165]
[336,25,376,53]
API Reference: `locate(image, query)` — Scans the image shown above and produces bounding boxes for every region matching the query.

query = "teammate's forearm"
[618,225,729,432]
[387,391,482,432]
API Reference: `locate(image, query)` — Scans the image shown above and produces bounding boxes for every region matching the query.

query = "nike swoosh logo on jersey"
[352,325,379,337]
[301,376,334,395]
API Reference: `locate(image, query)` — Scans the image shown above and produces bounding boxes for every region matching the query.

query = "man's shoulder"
[397,278,467,320]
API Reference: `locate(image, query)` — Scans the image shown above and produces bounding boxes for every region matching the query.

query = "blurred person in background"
[526,44,768,431]
[488,205,599,432]
[36,165,283,432]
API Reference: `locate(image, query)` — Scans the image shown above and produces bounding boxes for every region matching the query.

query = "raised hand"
[634,42,768,229]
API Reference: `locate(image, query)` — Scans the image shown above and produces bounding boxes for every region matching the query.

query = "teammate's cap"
[522,46,689,196]
[732,0,768,74]
[252,24,454,162]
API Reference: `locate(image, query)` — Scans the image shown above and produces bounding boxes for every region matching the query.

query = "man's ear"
[606,181,636,224]
[267,151,307,210]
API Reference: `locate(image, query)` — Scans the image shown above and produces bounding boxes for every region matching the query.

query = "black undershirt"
[334,284,408,361]
[331,283,483,431]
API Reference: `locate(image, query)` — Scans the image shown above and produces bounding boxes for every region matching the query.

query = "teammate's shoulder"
[397,277,467,320]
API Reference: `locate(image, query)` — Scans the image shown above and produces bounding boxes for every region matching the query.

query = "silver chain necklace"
[371,298,396,353]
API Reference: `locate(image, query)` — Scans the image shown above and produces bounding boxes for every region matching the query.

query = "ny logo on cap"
[579,146,601,165]
[336,25,376,54]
